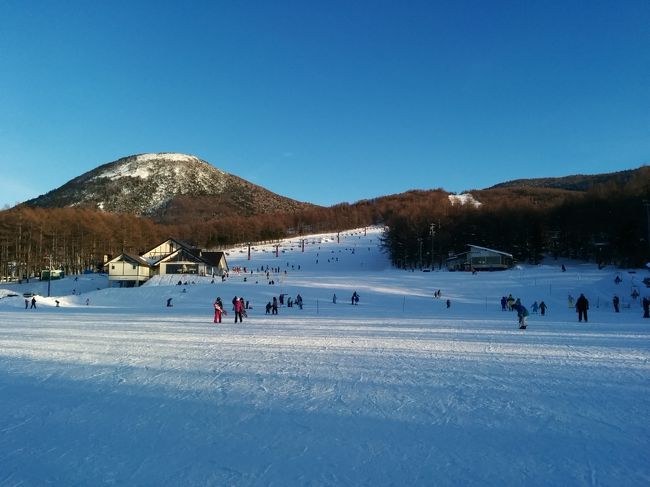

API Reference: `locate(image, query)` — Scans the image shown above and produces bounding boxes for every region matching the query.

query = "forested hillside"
[1,167,648,279]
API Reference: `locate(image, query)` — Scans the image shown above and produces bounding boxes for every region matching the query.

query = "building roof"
[467,244,513,258]
[446,244,513,262]
[104,253,151,267]
[200,251,227,268]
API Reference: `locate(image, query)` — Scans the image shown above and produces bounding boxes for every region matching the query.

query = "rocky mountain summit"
[23,153,312,221]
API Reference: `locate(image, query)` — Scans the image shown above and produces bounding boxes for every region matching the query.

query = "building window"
[132,265,137,270]
[111,265,115,269]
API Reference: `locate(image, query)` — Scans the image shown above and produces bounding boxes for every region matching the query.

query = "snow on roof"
[468,244,513,257]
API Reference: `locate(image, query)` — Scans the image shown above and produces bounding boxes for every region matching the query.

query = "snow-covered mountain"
[23,153,312,219]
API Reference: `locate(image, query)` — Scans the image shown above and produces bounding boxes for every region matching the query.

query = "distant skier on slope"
[539,301,547,316]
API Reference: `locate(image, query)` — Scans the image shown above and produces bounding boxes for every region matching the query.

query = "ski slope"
[0,227,649,486]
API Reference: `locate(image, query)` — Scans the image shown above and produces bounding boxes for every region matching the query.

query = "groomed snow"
[1,227,649,486]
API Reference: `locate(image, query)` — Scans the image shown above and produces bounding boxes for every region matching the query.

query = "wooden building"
[106,238,229,287]
[446,244,514,271]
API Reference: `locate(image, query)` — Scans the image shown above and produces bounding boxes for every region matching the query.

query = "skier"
[213,298,223,323]
[612,295,620,313]
[506,294,515,311]
[166,298,173,307]
[446,299,451,308]
[500,296,507,311]
[575,293,589,322]
[512,302,529,329]
[643,296,649,318]
[234,297,244,323]
[265,301,272,314]
[531,301,539,314]
[296,294,303,309]
[30,296,36,309]
[539,301,547,316]
[333,293,337,304]
[272,296,278,315]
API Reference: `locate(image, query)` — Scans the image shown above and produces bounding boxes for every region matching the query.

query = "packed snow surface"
[1,227,649,486]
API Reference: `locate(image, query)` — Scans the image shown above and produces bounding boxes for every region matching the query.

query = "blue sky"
[1,0,648,209]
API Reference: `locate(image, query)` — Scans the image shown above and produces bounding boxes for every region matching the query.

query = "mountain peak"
[23,153,312,220]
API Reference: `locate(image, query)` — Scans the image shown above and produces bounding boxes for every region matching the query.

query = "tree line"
[1,167,648,280]
[381,169,650,269]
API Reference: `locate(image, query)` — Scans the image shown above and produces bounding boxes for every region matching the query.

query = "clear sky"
[1,0,648,209]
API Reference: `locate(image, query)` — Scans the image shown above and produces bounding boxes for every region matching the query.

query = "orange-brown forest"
[1,167,649,279]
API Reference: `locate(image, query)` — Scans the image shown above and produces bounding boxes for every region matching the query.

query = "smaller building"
[105,238,229,287]
[105,253,152,287]
[40,269,65,280]
[446,244,514,271]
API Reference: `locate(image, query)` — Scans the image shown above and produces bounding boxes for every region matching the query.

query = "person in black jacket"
[576,293,589,322]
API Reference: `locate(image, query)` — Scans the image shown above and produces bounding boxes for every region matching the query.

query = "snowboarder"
[167,298,173,307]
[576,293,589,322]
[213,298,223,323]
[512,302,529,329]
[612,295,620,313]
[446,299,451,308]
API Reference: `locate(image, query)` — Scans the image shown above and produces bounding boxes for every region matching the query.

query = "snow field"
[0,227,649,485]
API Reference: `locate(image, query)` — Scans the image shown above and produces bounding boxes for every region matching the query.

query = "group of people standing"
[265,293,303,314]
[213,296,247,324]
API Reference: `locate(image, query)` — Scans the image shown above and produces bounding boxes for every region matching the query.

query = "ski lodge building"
[446,244,514,271]
[105,238,229,287]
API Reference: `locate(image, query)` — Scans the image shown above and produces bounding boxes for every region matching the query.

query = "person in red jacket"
[234,297,244,323]
[213,297,223,323]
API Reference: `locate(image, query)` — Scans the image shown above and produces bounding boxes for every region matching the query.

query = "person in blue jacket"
[512,302,529,329]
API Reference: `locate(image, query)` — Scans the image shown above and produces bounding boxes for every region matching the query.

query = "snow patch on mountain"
[448,193,481,207]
